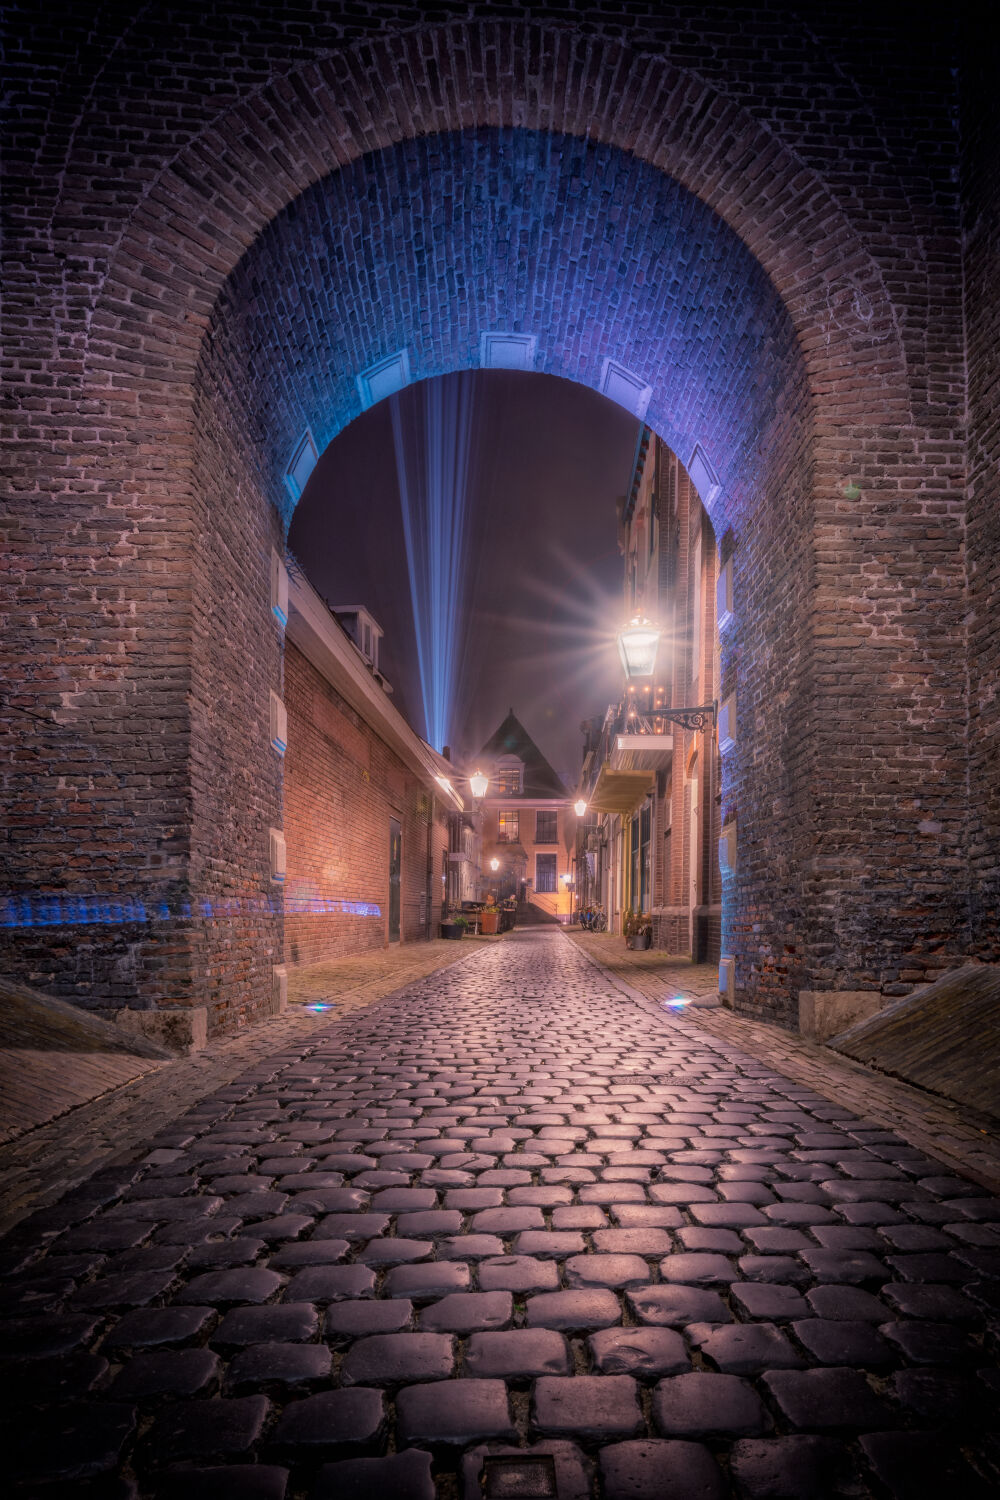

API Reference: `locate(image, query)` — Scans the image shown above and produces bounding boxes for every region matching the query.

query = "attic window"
[497,757,523,795]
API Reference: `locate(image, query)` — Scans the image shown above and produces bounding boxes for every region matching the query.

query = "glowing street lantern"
[469,769,489,799]
[490,857,500,871]
[617,616,661,679]
[574,798,587,817]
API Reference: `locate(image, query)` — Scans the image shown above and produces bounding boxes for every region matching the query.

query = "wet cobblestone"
[2,929,999,1494]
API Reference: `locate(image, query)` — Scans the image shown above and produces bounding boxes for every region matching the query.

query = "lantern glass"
[490,857,499,871]
[574,798,587,817]
[617,618,660,679]
[469,769,489,799]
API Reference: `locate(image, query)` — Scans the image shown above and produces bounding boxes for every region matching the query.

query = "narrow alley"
[4,929,998,1497]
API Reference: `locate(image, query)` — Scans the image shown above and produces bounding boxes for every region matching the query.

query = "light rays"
[391,374,477,752]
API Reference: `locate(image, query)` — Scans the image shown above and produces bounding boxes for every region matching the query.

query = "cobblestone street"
[3,928,999,1497]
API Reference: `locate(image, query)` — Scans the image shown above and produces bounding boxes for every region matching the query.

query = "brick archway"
[5,14,974,1035]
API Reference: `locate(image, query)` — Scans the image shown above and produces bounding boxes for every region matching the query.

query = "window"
[535,853,558,893]
[498,810,519,843]
[535,811,558,844]
[497,759,523,795]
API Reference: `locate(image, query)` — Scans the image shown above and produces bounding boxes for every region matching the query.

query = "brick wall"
[283,643,447,967]
[2,4,989,1033]
[961,24,1000,961]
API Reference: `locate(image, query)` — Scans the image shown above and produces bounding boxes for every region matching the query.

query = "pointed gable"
[479,710,569,799]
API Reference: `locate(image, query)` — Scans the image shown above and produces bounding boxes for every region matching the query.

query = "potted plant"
[623,908,653,950]
[479,899,500,935]
[440,911,468,940]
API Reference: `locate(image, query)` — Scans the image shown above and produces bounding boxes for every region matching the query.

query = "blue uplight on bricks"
[2,892,380,928]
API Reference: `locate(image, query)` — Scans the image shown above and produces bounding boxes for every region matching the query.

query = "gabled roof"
[479,710,569,799]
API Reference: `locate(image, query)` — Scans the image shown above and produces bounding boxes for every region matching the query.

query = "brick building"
[3,4,997,1037]
[582,434,724,967]
[282,568,460,977]
[479,712,576,921]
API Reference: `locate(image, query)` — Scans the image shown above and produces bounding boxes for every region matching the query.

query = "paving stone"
[312,1213,392,1240]
[438,1233,505,1260]
[731,1283,809,1320]
[103,1307,215,1350]
[212,1302,319,1347]
[692,1321,805,1373]
[627,1285,731,1326]
[791,1318,894,1367]
[154,1467,289,1499]
[859,1431,992,1498]
[465,1329,571,1379]
[891,1367,977,1424]
[71,1268,180,1310]
[588,1325,690,1376]
[419,1291,513,1332]
[762,1369,891,1430]
[729,1436,849,1500]
[880,1283,981,1321]
[738,1254,811,1285]
[396,1379,515,1445]
[478,1254,561,1293]
[354,1238,431,1268]
[551,1205,609,1229]
[6,1313,102,1357]
[384,1261,471,1301]
[311,1449,435,1500]
[880,1318,977,1364]
[110,1348,220,1399]
[653,1373,770,1437]
[599,1439,726,1500]
[660,1252,739,1285]
[10,1402,137,1484]
[564,1252,650,1289]
[611,1204,684,1228]
[797,1249,889,1283]
[592,1226,673,1254]
[269,1239,351,1268]
[805,1285,890,1322]
[147,1395,270,1462]
[270,1387,385,1454]
[341,1332,455,1385]
[678,1227,744,1253]
[514,1230,587,1258]
[471,1206,544,1233]
[525,1289,622,1330]
[0,1351,110,1403]
[689,1202,766,1227]
[533,1373,642,1439]
[325,1300,413,1338]
[225,1342,333,1392]
[176,1269,284,1305]
[394,1211,463,1236]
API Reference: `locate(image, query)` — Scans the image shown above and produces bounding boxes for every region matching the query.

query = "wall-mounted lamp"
[469,769,489,799]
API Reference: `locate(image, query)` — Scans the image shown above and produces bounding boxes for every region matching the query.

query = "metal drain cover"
[483,1455,558,1498]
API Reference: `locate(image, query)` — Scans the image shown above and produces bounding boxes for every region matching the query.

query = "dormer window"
[496,756,523,795]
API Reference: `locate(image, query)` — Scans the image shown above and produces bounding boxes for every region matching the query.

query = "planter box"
[440,922,465,940]
[626,933,652,950]
[479,911,500,935]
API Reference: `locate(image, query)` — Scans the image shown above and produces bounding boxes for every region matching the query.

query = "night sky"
[288,371,640,786]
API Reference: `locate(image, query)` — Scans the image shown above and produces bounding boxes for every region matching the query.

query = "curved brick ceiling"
[206,127,802,529]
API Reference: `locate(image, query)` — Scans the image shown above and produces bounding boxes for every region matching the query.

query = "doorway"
[388,818,402,942]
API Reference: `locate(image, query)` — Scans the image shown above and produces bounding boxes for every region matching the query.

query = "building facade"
[283,568,461,978]
[479,712,576,920]
[582,433,725,970]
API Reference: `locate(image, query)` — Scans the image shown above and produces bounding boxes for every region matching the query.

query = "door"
[388,818,401,942]
[688,778,699,954]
